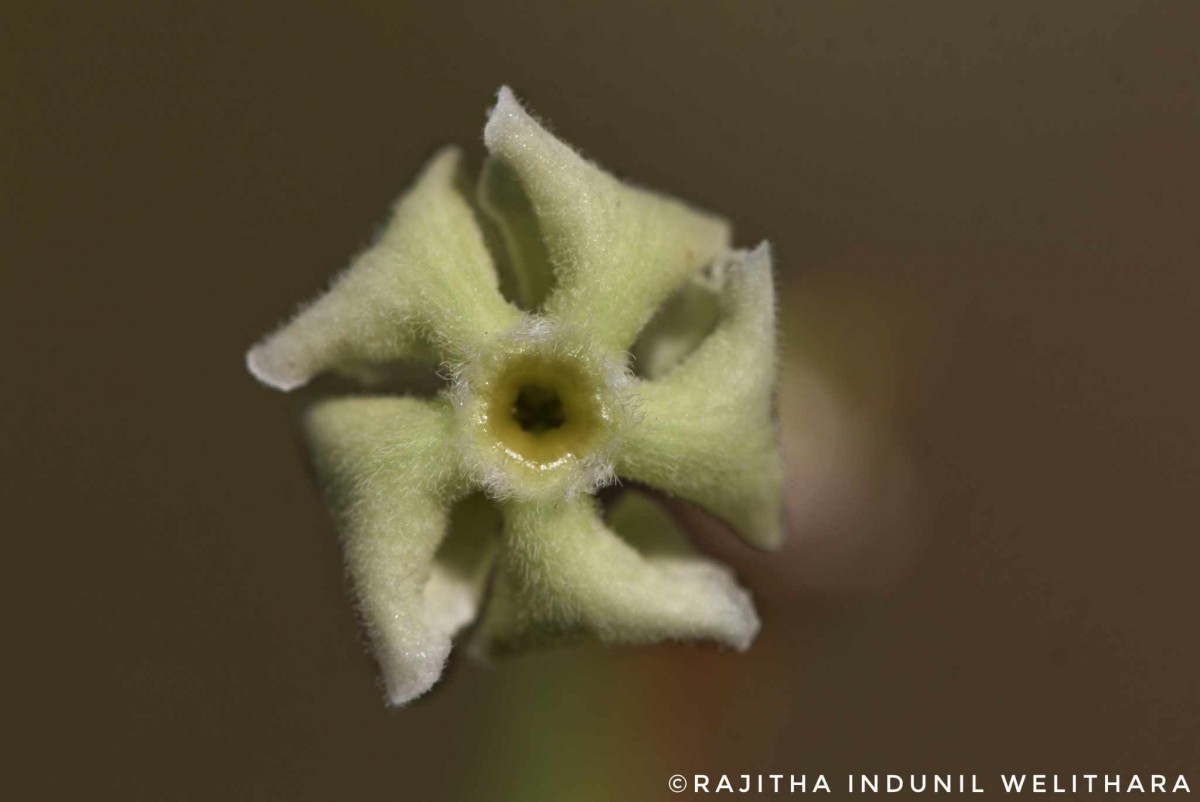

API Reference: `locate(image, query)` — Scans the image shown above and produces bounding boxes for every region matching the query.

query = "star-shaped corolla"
[247,88,784,706]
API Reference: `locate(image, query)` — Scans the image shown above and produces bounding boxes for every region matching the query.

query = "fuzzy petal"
[471,494,759,657]
[615,245,785,550]
[424,494,500,637]
[247,147,522,391]
[304,395,476,706]
[478,156,554,310]
[630,273,721,380]
[483,87,730,352]
[606,489,714,562]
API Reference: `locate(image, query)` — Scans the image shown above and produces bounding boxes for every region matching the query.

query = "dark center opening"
[512,383,566,434]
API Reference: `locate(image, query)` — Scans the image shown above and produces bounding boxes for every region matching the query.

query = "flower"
[246,87,784,706]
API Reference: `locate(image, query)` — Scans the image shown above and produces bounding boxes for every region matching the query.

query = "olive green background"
[3,2,1197,799]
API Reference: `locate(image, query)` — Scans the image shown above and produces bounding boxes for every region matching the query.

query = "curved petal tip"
[484,85,529,149]
[381,638,452,708]
[245,340,308,392]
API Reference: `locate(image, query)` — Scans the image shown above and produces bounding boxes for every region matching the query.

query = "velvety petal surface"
[630,273,722,380]
[247,147,522,391]
[483,87,730,352]
[614,245,785,549]
[423,493,500,637]
[471,494,759,656]
[477,156,554,310]
[249,89,787,704]
[303,395,477,706]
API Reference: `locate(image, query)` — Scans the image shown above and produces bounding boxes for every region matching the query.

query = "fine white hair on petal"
[422,494,499,642]
[447,316,636,503]
[483,86,732,353]
[471,493,760,657]
[483,86,527,152]
[614,243,785,551]
[248,88,784,706]
[301,395,470,707]
[245,147,520,393]
[246,339,305,392]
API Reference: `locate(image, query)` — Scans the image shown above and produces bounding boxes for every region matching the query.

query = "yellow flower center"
[484,354,603,470]
[452,323,632,500]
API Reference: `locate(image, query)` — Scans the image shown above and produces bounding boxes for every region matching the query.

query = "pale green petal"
[478,156,554,310]
[471,494,758,657]
[630,273,721,380]
[304,395,476,706]
[483,87,730,352]
[423,494,500,637]
[247,147,522,391]
[615,245,785,549]
[606,489,696,559]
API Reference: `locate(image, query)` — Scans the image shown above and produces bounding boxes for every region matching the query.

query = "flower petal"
[606,489,712,561]
[423,493,499,637]
[247,147,522,391]
[477,156,554,310]
[303,395,477,706]
[483,87,730,352]
[630,273,721,380]
[614,245,785,550]
[471,494,759,657]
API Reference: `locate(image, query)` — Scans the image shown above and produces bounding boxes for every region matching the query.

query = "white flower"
[246,87,783,706]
